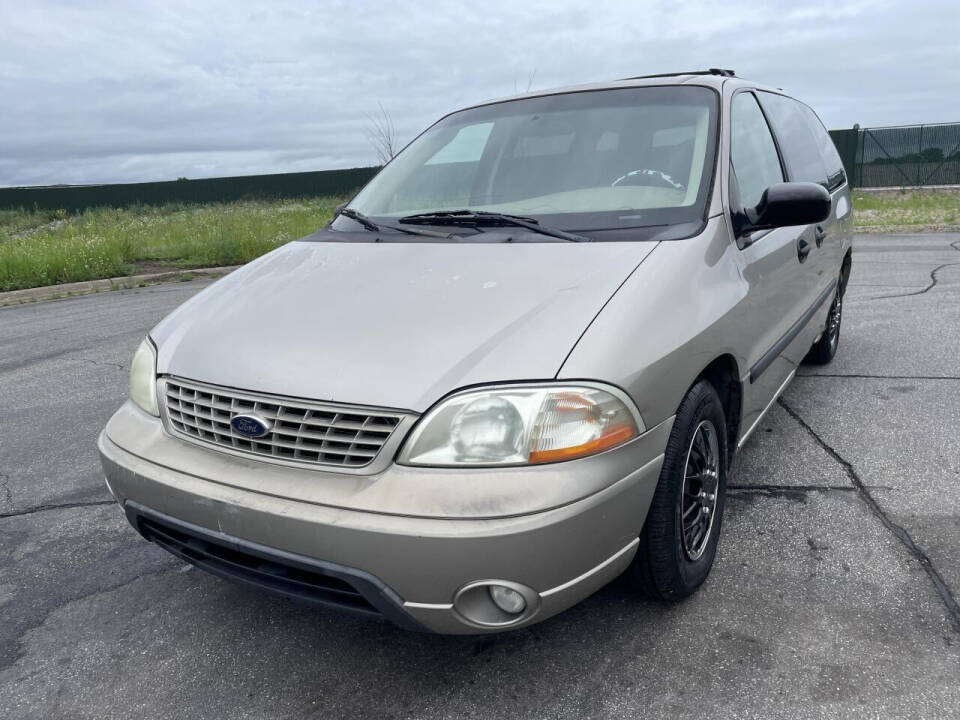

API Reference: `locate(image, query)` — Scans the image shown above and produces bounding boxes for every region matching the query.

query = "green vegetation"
[2,189,959,292]
[852,188,960,232]
[0,197,343,292]
[0,207,68,237]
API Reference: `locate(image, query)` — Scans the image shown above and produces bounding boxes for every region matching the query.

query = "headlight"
[129,337,159,416]
[398,383,643,467]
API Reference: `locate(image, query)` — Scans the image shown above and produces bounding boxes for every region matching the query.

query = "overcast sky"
[1,0,957,187]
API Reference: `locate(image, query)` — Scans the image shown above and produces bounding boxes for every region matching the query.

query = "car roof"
[465,72,786,112]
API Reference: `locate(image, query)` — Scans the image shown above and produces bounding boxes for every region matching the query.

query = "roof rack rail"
[618,68,736,80]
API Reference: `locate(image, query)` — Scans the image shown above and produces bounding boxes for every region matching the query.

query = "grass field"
[2,188,959,292]
[0,197,344,292]
[852,187,960,232]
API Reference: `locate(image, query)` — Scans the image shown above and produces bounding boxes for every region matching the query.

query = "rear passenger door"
[728,90,812,438]
[796,99,851,281]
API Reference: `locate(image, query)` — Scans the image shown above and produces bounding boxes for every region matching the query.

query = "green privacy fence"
[2,122,958,211]
[0,166,380,212]
[829,123,960,188]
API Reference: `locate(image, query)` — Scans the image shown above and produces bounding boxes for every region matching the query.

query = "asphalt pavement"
[1,233,959,719]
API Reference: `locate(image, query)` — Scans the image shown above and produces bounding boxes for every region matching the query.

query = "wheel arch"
[840,248,853,296]
[693,354,742,464]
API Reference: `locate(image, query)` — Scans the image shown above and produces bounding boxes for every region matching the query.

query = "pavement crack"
[729,484,858,493]
[726,484,889,503]
[0,470,12,508]
[873,240,960,300]
[0,541,178,671]
[0,500,116,520]
[79,357,125,371]
[796,373,960,381]
[778,397,960,635]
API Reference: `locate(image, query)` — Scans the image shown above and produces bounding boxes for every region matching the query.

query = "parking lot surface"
[1,233,959,719]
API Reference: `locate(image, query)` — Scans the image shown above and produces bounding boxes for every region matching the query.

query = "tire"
[803,283,842,365]
[627,380,728,600]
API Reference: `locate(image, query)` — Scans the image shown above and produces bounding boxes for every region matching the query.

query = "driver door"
[728,91,812,439]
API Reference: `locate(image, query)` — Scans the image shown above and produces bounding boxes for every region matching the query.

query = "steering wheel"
[611,168,685,191]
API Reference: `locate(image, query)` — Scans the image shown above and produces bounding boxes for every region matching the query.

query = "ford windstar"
[99,69,852,633]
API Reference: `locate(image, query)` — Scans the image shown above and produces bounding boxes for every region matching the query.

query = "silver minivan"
[99,69,852,633]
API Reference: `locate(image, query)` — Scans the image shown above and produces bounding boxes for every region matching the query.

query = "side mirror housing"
[735,182,831,238]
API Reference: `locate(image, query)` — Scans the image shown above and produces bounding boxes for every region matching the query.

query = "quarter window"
[730,93,784,208]
[757,92,829,188]
[798,103,846,190]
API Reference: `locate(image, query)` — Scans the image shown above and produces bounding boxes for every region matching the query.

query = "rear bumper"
[99,422,664,634]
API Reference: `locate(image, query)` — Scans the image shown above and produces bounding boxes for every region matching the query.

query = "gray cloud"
[1,0,958,187]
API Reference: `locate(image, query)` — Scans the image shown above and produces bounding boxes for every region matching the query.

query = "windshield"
[344,86,718,233]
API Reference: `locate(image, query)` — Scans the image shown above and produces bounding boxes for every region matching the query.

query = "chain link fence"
[829,123,960,188]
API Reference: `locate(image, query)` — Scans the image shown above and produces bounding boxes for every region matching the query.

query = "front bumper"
[122,500,428,631]
[98,409,667,634]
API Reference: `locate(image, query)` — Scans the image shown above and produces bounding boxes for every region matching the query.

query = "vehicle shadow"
[182,553,711,717]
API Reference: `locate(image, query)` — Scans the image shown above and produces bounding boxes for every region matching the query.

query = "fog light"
[488,584,526,614]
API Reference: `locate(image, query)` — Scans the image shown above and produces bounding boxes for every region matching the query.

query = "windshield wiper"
[398,210,588,242]
[338,208,453,239]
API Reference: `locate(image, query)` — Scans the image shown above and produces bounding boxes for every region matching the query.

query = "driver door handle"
[797,237,811,263]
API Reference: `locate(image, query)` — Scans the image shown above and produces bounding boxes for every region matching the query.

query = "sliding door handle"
[814,225,827,247]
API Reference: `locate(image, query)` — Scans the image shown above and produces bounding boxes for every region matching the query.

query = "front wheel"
[627,380,727,600]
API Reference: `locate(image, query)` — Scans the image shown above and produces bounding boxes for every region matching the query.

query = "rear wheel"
[804,284,842,365]
[627,380,727,600]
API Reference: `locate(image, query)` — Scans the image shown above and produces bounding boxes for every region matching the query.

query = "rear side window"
[757,92,828,188]
[798,104,846,190]
[730,92,784,208]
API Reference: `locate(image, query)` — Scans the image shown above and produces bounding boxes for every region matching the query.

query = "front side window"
[730,92,784,208]
[343,86,719,233]
[757,92,829,188]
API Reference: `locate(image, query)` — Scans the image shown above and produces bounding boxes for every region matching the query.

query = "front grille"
[162,377,404,468]
[136,514,379,616]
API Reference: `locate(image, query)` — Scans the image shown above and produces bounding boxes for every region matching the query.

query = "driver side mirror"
[734,182,831,239]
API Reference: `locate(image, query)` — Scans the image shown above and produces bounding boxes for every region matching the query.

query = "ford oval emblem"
[230,414,271,438]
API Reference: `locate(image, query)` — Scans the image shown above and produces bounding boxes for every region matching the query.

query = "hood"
[152,238,657,412]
